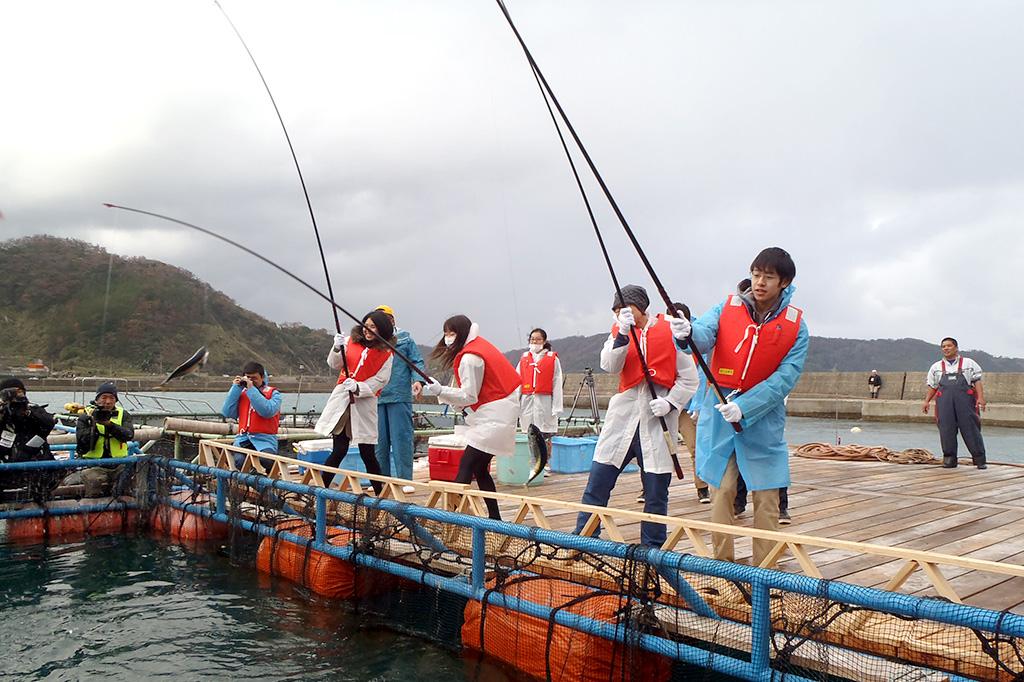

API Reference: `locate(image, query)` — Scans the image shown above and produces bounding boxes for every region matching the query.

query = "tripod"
[563,367,601,435]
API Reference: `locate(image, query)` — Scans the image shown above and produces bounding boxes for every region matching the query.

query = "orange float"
[255,519,396,599]
[150,491,228,541]
[5,509,139,541]
[462,577,672,682]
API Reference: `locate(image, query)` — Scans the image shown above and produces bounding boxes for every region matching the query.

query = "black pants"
[735,472,788,513]
[455,445,501,520]
[324,434,383,494]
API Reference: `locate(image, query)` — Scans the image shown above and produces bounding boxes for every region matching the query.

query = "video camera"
[0,387,30,419]
[89,402,114,423]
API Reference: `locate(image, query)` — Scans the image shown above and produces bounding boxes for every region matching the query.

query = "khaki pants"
[711,455,779,566]
[678,411,707,491]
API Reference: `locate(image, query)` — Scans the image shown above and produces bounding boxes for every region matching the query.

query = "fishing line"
[213,1,348,374]
[103,204,432,383]
[494,0,740,433]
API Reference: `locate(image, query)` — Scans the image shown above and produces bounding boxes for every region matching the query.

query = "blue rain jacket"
[220,375,283,453]
[690,285,808,490]
[378,329,426,405]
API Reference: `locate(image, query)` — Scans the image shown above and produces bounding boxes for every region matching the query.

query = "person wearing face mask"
[675,248,808,566]
[516,328,563,445]
[572,285,698,549]
[420,315,521,520]
[315,310,395,491]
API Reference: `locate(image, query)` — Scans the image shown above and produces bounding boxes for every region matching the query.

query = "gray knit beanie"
[611,284,649,311]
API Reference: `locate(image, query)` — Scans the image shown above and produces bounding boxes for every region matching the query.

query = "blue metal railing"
[3,455,1021,681]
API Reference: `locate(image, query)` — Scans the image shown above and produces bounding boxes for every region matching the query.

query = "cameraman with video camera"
[0,377,57,495]
[67,382,135,496]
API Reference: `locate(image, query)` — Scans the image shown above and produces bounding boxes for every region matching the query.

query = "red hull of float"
[462,577,672,682]
[150,492,228,541]
[5,510,139,541]
[255,519,396,599]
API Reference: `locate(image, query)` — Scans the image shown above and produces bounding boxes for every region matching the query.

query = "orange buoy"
[5,509,139,542]
[150,491,228,541]
[255,519,396,599]
[462,577,671,682]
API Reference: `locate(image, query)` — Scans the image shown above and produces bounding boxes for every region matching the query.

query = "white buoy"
[850,426,863,433]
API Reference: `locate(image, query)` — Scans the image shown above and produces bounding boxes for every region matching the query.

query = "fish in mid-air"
[160,346,209,386]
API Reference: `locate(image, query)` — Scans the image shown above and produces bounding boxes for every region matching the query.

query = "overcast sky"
[2,1,1022,356]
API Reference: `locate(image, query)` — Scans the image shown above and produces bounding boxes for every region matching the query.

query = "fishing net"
[4,455,1024,682]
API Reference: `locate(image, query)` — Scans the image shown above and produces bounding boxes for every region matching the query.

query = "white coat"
[518,350,563,434]
[435,324,521,457]
[593,316,699,475]
[314,343,394,444]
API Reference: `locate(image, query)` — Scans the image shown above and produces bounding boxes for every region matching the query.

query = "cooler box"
[293,439,369,486]
[427,435,466,482]
[497,434,545,486]
[549,436,638,473]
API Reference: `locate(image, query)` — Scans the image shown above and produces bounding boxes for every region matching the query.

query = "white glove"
[333,333,347,351]
[687,408,699,420]
[339,378,358,393]
[615,308,635,335]
[420,378,444,397]
[666,314,691,341]
[716,401,743,423]
[649,397,674,418]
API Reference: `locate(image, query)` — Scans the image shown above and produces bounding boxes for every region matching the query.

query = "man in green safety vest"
[66,382,136,496]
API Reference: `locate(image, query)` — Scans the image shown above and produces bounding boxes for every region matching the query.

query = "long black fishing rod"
[494,0,741,433]
[102,203,431,383]
[213,0,347,375]
[522,60,684,480]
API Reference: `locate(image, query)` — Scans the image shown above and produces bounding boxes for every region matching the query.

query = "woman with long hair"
[314,310,395,491]
[516,328,563,443]
[421,315,521,520]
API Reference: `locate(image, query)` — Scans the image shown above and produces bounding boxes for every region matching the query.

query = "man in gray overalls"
[922,337,987,469]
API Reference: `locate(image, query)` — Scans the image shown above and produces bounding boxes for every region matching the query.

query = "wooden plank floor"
[412,454,1024,613]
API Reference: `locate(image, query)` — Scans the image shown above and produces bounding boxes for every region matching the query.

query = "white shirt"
[926,355,983,389]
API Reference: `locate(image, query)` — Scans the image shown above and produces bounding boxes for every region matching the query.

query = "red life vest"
[338,340,392,395]
[454,336,522,412]
[238,384,280,435]
[710,295,802,391]
[518,351,558,395]
[615,315,678,393]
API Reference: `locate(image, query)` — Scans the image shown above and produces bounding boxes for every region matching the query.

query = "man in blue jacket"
[373,305,426,490]
[220,362,282,470]
[671,248,808,567]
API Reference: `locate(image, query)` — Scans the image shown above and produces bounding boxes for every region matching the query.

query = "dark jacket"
[0,403,56,463]
[76,407,135,457]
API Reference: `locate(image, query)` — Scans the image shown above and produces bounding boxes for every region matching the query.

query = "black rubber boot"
[942,456,958,468]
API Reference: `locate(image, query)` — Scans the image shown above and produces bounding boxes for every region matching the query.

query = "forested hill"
[503,334,1024,374]
[0,236,328,375]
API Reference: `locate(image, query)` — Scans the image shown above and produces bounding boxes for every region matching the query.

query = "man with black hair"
[673,247,808,566]
[0,377,57,494]
[221,362,283,469]
[573,284,698,548]
[923,337,986,469]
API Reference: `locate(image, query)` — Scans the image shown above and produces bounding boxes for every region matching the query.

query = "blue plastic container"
[496,434,545,486]
[549,436,638,473]
[294,441,369,486]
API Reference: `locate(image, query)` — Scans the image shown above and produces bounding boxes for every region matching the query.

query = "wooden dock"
[473,455,1024,613]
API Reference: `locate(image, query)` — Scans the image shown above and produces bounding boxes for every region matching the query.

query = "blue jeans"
[232,437,277,471]
[376,402,415,481]
[574,428,671,548]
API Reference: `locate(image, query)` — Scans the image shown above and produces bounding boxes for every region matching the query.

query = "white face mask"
[443,334,457,347]
[529,343,543,354]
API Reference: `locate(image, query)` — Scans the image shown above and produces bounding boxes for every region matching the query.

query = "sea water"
[0,534,518,681]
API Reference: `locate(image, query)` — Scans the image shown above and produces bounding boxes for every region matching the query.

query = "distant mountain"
[504,334,1024,373]
[0,236,328,375]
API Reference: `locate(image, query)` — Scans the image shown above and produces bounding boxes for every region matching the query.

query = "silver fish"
[160,346,209,385]
[527,423,548,484]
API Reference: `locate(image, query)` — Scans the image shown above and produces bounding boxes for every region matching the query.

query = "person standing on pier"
[516,328,564,448]
[572,285,698,549]
[868,370,883,399]
[315,310,395,491]
[421,315,521,520]
[372,305,426,493]
[220,362,282,470]
[922,337,987,469]
[676,248,808,566]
